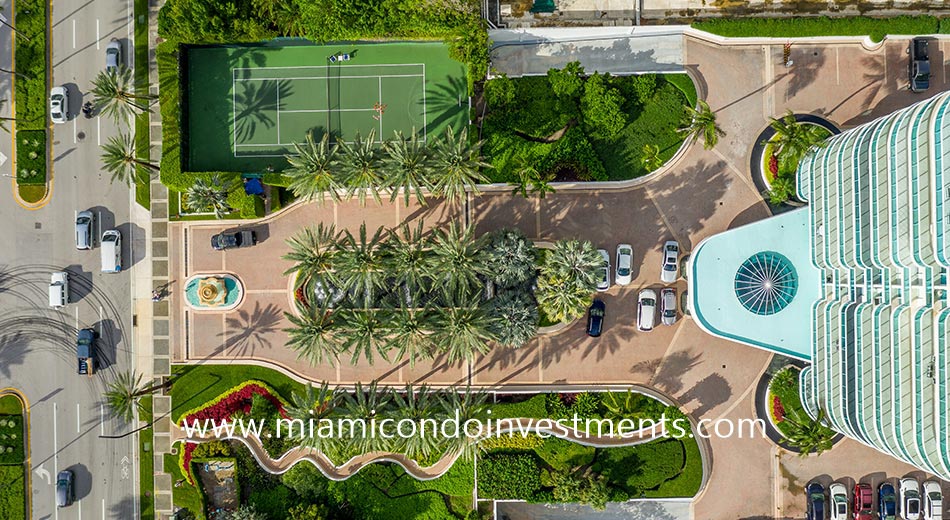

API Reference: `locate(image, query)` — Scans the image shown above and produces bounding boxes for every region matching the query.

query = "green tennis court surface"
[185,42,468,173]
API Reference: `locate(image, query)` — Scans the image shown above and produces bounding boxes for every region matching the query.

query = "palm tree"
[767,110,830,159]
[640,143,663,171]
[536,275,593,324]
[286,382,339,453]
[341,381,392,454]
[282,223,338,296]
[678,99,723,150]
[429,127,490,203]
[339,309,390,365]
[104,371,163,423]
[431,306,495,365]
[486,290,538,348]
[784,409,836,457]
[185,175,232,218]
[390,385,443,460]
[383,130,432,206]
[283,303,341,366]
[285,132,342,203]
[90,66,155,123]
[510,164,556,200]
[101,132,158,185]
[428,223,486,304]
[335,223,387,307]
[441,386,488,460]
[386,308,435,367]
[337,130,384,206]
[542,239,602,289]
[482,228,536,289]
[766,174,796,205]
[385,222,430,302]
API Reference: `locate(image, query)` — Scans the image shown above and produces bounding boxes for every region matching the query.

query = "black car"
[211,229,257,251]
[806,482,826,520]
[586,299,606,337]
[911,37,930,93]
[56,470,74,507]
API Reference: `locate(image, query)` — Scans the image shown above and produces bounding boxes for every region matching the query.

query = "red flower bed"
[768,154,779,176]
[772,395,786,423]
[180,442,198,485]
[183,383,289,425]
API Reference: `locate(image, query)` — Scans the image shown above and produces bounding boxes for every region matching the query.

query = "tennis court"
[185,42,469,172]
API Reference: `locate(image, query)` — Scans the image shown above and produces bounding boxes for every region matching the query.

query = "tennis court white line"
[422,63,428,141]
[280,108,379,113]
[232,63,425,71]
[378,76,383,136]
[236,74,425,81]
[276,83,281,143]
[232,70,237,152]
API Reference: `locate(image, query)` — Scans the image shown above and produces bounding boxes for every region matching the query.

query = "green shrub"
[15,130,45,185]
[490,394,548,419]
[0,414,24,464]
[478,453,543,499]
[14,0,47,130]
[485,74,516,109]
[693,15,939,43]
[632,74,657,103]
[591,438,686,495]
[191,440,231,459]
[0,465,25,519]
[479,432,545,451]
[248,485,296,520]
[535,437,595,472]
[664,74,698,107]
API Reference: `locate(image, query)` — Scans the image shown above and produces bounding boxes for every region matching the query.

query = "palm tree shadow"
[421,75,468,138]
[215,302,282,357]
[233,79,293,143]
[648,348,703,395]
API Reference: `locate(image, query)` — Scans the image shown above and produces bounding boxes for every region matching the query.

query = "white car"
[615,244,633,286]
[105,39,122,72]
[596,249,610,292]
[902,478,923,520]
[637,289,656,332]
[829,482,848,520]
[660,288,677,326]
[50,86,68,124]
[922,480,942,520]
[660,240,679,283]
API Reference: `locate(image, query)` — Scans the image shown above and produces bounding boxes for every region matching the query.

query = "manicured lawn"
[0,396,22,415]
[17,184,46,203]
[693,15,942,43]
[134,0,151,210]
[164,453,206,519]
[170,364,303,423]
[482,73,691,183]
[139,396,154,520]
[15,130,46,186]
[14,0,49,197]
[0,464,25,519]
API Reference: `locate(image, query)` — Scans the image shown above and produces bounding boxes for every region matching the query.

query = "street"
[0,0,141,518]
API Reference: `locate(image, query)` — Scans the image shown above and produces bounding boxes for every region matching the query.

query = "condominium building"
[689,91,950,478]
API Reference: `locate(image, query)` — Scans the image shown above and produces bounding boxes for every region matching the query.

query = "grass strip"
[693,15,940,43]
[139,396,154,519]
[134,0,151,209]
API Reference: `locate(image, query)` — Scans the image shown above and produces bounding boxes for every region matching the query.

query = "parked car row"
[807,479,942,520]
[587,240,684,337]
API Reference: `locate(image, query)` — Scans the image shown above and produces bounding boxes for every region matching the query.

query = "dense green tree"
[226,505,268,520]
[440,385,488,461]
[447,19,491,83]
[482,228,536,288]
[678,99,723,150]
[284,304,341,366]
[429,127,490,203]
[90,66,154,123]
[184,175,232,217]
[341,381,392,454]
[536,240,601,323]
[101,132,159,185]
[288,504,330,520]
[158,0,278,42]
[285,383,339,454]
[549,471,610,510]
[580,73,627,140]
[547,61,585,99]
[383,130,431,206]
[285,132,342,204]
[510,164,556,200]
[385,222,430,301]
[338,130,385,206]
[486,290,538,348]
[631,73,657,102]
[339,309,389,365]
[485,73,516,108]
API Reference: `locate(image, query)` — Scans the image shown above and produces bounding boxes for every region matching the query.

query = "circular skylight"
[734,252,798,315]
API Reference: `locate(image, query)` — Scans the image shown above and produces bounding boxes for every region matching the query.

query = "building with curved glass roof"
[690,91,950,479]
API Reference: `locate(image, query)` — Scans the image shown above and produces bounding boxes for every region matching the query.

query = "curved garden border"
[183,272,245,312]
[753,362,843,453]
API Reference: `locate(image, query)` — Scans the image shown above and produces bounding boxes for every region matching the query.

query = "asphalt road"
[0,0,141,518]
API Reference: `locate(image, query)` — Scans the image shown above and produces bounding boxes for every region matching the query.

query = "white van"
[100,229,121,273]
[49,272,69,308]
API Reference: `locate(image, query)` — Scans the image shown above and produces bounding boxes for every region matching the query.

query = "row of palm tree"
[283,381,489,463]
[285,127,490,206]
[536,240,602,323]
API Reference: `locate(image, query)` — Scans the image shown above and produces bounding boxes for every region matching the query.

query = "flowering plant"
[771,395,786,423]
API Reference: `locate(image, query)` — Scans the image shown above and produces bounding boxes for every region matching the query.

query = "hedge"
[0,465,25,520]
[14,0,48,191]
[477,452,544,500]
[693,16,943,43]
[0,415,24,464]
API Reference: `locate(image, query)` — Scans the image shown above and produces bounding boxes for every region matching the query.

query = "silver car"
[660,240,679,283]
[75,210,93,250]
[922,480,942,520]
[105,39,122,72]
[637,289,657,332]
[660,288,677,326]
[596,249,610,292]
[902,478,922,520]
[50,86,68,124]
[56,469,73,507]
[616,244,633,286]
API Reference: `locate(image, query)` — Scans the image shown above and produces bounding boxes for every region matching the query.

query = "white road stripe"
[72,19,76,49]
[102,498,105,520]
[73,118,77,144]
[96,19,100,50]
[96,115,100,146]
[53,403,58,520]
[100,404,105,436]
[74,307,79,329]
[76,403,80,433]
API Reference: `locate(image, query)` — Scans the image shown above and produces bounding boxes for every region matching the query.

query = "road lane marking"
[72,19,76,49]
[97,115,100,145]
[102,498,105,520]
[100,404,105,436]
[73,118,77,144]
[96,19,100,50]
[53,403,59,520]
[78,497,81,517]
[98,306,103,331]
[74,307,79,330]
[76,403,80,433]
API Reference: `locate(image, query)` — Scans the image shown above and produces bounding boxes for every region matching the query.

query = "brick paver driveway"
[167,33,950,518]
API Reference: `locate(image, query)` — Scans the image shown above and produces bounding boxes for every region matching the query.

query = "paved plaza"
[167,33,950,518]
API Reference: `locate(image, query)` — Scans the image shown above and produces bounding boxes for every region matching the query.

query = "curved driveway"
[166,33,950,518]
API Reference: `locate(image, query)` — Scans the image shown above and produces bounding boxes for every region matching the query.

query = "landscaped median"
[0,392,28,519]
[167,365,704,518]
[692,15,950,43]
[13,0,49,204]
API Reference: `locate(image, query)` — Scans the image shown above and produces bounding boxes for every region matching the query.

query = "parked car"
[596,249,610,292]
[922,480,942,520]
[615,244,633,286]
[660,288,677,326]
[911,37,931,92]
[211,229,257,250]
[56,470,74,507]
[49,271,69,308]
[76,328,97,376]
[660,240,679,283]
[50,86,68,124]
[75,210,93,250]
[637,289,656,332]
[829,482,848,520]
[586,299,605,337]
[853,483,874,520]
[901,478,922,520]
[680,253,691,281]
[105,38,122,72]
[807,482,827,520]
[880,482,898,520]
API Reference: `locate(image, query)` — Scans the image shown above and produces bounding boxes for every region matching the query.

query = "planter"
[750,115,840,206]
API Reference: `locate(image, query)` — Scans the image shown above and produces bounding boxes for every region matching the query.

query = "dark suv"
[211,229,257,250]
[807,482,826,520]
